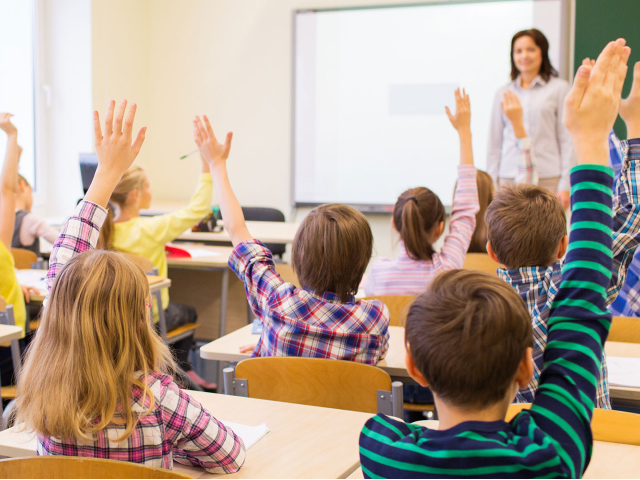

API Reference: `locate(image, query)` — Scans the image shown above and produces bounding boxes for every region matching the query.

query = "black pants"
[158,302,197,373]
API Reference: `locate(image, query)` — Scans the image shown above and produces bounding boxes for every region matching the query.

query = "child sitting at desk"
[98,156,215,390]
[11,174,59,256]
[359,39,628,478]
[16,100,245,473]
[193,116,389,364]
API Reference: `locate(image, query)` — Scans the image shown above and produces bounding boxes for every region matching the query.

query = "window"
[0,0,36,188]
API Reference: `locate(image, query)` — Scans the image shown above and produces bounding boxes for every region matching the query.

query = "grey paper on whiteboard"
[389,84,459,115]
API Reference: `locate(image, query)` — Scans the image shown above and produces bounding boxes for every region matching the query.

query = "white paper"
[184,248,221,258]
[607,356,640,388]
[221,421,269,449]
[15,269,48,293]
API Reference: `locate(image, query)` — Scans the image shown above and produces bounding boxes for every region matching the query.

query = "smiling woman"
[486,28,575,209]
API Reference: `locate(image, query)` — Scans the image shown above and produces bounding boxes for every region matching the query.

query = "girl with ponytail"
[364,89,480,296]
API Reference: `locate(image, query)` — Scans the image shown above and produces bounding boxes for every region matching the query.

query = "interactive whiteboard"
[293,0,569,210]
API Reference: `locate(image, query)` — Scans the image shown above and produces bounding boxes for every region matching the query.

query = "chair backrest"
[462,253,501,275]
[0,295,21,376]
[119,252,154,274]
[11,248,38,270]
[362,295,416,327]
[609,316,640,343]
[224,207,287,257]
[0,456,192,478]
[506,403,640,445]
[234,357,392,413]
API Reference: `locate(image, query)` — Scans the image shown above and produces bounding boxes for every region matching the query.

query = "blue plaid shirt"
[609,133,640,316]
[498,133,640,408]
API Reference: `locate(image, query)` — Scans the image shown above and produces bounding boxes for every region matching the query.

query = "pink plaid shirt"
[364,165,480,296]
[230,240,390,364]
[39,201,246,473]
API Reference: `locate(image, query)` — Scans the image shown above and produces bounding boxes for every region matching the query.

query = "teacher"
[487,28,574,209]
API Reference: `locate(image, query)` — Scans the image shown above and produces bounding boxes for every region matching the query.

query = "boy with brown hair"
[485,54,640,408]
[192,122,389,364]
[360,39,628,478]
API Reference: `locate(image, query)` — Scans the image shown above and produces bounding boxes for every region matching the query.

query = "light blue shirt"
[487,75,576,191]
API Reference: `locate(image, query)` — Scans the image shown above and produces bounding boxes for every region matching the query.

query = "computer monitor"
[79,153,98,194]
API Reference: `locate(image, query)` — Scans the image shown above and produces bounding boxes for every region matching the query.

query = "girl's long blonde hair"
[16,250,175,441]
[98,166,147,250]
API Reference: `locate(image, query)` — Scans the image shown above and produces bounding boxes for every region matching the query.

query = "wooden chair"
[362,295,416,327]
[11,248,44,270]
[507,403,640,446]
[609,316,640,344]
[462,253,501,275]
[0,296,22,428]
[224,357,404,417]
[119,252,199,344]
[0,456,192,478]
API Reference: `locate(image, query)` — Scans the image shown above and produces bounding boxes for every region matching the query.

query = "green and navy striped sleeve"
[519,164,614,478]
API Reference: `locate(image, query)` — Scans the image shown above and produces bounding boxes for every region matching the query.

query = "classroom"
[0,0,640,478]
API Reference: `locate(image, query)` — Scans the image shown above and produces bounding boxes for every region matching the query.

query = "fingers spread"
[123,103,137,139]
[132,126,147,156]
[104,100,115,136]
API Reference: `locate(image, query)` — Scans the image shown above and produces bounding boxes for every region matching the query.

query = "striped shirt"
[359,164,613,478]
[364,165,479,296]
[497,137,640,408]
[41,201,246,473]
[229,240,390,364]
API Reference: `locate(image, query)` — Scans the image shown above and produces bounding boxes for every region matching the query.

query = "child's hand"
[563,39,630,165]
[620,62,640,138]
[0,113,17,137]
[193,115,233,170]
[501,91,527,138]
[239,343,256,354]
[93,100,147,178]
[445,88,471,133]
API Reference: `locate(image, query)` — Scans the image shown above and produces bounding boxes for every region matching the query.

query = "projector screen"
[293,0,569,211]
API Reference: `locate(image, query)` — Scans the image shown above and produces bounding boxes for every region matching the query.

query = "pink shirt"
[364,165,479,296]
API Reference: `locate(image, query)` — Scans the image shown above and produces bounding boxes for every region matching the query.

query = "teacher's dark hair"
[510,29,558,82]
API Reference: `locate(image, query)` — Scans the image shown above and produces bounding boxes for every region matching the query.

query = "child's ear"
[487,241,500,264]
[127,189,140,206]
[516,347,534,388]
[557,235,568,260]
[405,348,429,387]
[391,216,397,233]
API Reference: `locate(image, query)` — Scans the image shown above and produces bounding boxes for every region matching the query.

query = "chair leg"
[391,381,404,419]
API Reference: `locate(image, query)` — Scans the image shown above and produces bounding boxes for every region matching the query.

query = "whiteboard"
[293,0,569,211]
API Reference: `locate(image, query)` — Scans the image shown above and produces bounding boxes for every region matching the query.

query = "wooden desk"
[15,270,171,303]
[200,325,411,379]
[0,325,23,344]
[177,221,299,245]
[345,438,640,479]
[0,391,371,479]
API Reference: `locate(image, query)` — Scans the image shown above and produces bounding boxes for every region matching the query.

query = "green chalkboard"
[575,0,640,138]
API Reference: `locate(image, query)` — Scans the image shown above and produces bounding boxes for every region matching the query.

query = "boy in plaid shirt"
[193,121,389,365]
[485,60,640,408]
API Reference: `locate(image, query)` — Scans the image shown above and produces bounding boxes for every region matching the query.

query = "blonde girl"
[16,101,245,473]
[98,140,215,390]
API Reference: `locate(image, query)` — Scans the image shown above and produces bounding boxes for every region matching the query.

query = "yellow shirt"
[112,173,213,310]
[0,241,26,336]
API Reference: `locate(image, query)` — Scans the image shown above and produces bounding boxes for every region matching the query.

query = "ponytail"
[97,204,115,250]
[393,187,445,261]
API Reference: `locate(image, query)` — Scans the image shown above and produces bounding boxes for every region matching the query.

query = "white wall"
[92,0,462,260]
[34,0,93,218]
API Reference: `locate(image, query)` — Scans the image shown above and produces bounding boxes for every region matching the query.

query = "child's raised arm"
[0,113,21,248]
[193,115,252,247]
[47,100,146,289]
[521,39,630,478]
[445,88,473,166]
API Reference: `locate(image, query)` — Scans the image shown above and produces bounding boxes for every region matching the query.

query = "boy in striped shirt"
[359,39,628,478]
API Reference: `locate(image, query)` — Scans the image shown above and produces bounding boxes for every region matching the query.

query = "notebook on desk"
[607,356,640,388]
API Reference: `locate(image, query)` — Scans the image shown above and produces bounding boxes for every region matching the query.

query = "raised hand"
[0,113,17,137]
[445,88,471,133]
[86,100,146,208]
[501,91,526,138]
[193,115,233,170]
[563,39,631,165]
[93,100,146,177]
[620,62,640,138]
